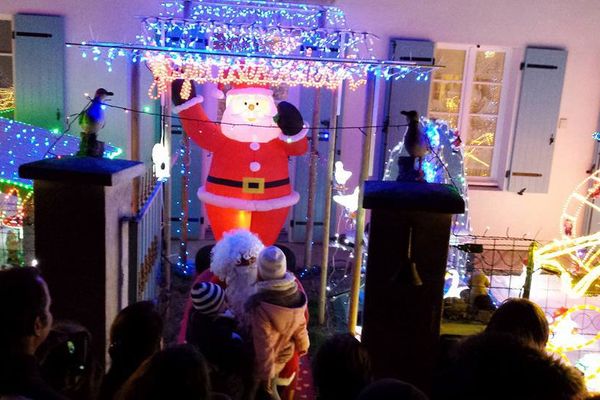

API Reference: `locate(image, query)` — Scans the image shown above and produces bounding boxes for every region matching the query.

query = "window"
[428,44,510,183]
[0,18,13,120]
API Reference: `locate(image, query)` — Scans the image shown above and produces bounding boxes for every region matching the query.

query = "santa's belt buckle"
[242,177,265,194]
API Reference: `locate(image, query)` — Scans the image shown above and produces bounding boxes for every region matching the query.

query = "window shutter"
[14,14,65,131]
[507,47,567,193]
[382,39,434,175]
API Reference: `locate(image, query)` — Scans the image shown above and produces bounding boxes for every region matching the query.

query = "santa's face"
[221,92,279,143]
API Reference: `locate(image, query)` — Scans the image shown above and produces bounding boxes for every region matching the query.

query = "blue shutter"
[507,47,567,193]
[14,14,65,131]
[380,39,434,177]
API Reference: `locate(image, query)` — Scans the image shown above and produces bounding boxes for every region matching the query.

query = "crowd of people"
[0,229,596,399]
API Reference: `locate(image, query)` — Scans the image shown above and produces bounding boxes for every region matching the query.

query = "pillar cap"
[363,180,465,214]
[19,156,145,186]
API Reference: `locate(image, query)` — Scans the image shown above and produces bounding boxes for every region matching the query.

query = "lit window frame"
[428,43,512,186]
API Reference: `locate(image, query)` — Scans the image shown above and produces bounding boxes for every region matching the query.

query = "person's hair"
[195,244,214,275]
[36,320,101,400]
[357,379,428,400]
[312,333,373,400]
[0,266,49,346]
[442,332,587,400]
[116,345,211,400]
[108,301,163,367]
[485,298,549,348]
[99,301,163,400]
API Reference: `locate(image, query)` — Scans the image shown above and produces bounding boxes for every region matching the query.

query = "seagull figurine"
[401,110,429,172]
[79,88,113,134]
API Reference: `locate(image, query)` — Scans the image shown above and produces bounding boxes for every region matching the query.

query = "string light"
[546,305,600,391]
[0,87,15,112]
[70,0,436,98]
[0,116,122,227]
[534,166,600,297]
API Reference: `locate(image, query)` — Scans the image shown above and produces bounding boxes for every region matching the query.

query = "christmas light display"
[0,87,15,112]
[547,305,600,392]
[0,116,122,227]
[534,167,600,297]
[384,117,470,276]
[72,0,436,98]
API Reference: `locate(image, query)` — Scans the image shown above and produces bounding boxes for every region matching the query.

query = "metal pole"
[304,88,321,268]
[318,87,340,325]
[179,133,190,268]
[178,0,192,269]
[348,71,377,334]
[523,241,537,299]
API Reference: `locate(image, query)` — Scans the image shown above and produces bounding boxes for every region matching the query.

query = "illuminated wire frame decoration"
[0,117,122,227]
[72,0,437,99]
[535,168,600,297]
[547,305,600,392]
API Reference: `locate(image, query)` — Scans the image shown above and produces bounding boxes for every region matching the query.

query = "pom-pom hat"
[257,246,287,280]
[191,282,225,315]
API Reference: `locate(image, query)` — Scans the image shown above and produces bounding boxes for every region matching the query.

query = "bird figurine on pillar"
[77,88,113,157]
[397,110,429,182]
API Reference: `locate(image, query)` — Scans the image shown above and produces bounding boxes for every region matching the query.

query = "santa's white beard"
[221,109,279,143]
[224,264,258,324]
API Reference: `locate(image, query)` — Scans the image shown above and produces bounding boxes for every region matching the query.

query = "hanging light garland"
[71,0,437,98]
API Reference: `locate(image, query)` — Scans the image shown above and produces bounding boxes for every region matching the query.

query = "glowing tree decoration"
[72,0,436,98]
[547,305,600,392]
[535,168,600,297]
[384,117,470,276]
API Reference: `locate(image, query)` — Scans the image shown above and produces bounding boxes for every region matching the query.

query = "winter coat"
[245,273,310,383]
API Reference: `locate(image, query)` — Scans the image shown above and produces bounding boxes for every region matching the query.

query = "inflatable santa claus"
[172,79,308,246]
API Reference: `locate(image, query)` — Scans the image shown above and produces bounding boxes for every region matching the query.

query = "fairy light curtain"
[73,0,436,98]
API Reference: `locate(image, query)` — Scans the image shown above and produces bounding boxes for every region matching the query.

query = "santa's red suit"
[174,97,307,246]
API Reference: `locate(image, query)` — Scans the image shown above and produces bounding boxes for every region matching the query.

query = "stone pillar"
[361,181,464,395]
[19,156,145,366]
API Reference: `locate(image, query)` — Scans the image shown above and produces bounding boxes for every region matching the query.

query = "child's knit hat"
[257,246,287,280]
[191,282,225,315]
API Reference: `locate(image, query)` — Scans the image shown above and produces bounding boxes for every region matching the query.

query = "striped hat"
[191,282,225,315]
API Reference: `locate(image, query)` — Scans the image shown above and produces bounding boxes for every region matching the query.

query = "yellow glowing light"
[535,167,600,297]
[0,87,15,112]
[547,305,600,392]
[484,51,496,58]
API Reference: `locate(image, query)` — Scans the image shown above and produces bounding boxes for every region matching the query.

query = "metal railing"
[123,174,164,304]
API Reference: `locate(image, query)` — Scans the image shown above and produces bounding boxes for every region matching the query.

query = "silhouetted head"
[358,379,428,400]
[447,333,587,400]
[108,301,163,372]
[0,266,53,354]
[485,298,549,349]
[313,333,373,400]
[117,345,211,400]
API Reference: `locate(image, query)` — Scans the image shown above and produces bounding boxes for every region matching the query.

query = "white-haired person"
[178,229,264,343]
[245,246,309,400]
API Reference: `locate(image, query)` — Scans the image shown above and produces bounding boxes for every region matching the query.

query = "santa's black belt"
[207,176,289,194]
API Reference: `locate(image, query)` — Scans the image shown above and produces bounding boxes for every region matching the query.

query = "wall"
[338,0,600,242]
[2,0,600,242]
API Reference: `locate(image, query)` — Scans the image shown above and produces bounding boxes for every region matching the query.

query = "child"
[186,281,251,400]
[245,246,309,399]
